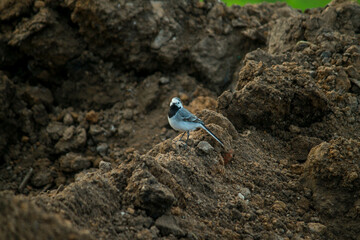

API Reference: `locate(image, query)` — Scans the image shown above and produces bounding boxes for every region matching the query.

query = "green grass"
[222,0,360,11]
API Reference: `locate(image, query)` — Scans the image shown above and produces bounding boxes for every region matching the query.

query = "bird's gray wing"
[177,108,204,124]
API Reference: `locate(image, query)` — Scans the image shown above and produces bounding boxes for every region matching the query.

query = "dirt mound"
[0,191,92,240]
[0,0,360,239]
[302,137,360,239]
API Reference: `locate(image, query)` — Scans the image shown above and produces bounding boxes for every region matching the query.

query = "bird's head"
[170,97,183,108]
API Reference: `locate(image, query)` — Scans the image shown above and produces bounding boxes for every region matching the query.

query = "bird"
[167,97,224,147]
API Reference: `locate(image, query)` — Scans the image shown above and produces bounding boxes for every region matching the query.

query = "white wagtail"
[168,97,224,147]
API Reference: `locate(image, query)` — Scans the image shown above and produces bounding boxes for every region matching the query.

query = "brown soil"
[1,0,360,239]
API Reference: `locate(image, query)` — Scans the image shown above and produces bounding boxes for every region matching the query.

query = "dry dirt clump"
[0,191,93,240]
[302,137,360,239]
[0,0,360,239]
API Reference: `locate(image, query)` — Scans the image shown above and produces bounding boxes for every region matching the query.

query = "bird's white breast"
[168,116,201,131]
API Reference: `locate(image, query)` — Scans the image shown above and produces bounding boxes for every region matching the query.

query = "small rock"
[171,206,182,216]
[272,200,287,212]
[46,121,66,140]
[295,41,310,51]
[62,126,75,141]
[127,170,176,218]
[308,222,326,233]
[155,214,185,237]
[151,29,173,49]
[96,143,109,156]
[89,125,108,143]
[159,77,170,84]
[127,207,135,215]
[197,141,214,154]
[237,192,245,200]
[63,113,74,125]
[31,170,53,187]
[55,126,87,153]
[89,124,104,136]
[21,136,29,143]
[59,152,92,172]
[239,187,251,199]
[86,110,99,123]
[99,160,111,171]
[34,1,45,9]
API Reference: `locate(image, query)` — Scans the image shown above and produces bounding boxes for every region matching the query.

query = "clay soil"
[1,0,360,239]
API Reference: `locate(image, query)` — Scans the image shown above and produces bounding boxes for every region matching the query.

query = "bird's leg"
[185,131,189,145]
[178,131,187,142]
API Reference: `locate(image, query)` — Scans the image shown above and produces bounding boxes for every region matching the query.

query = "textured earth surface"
[0,0,360,239]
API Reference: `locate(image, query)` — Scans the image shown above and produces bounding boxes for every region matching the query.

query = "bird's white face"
[170,97,183,108]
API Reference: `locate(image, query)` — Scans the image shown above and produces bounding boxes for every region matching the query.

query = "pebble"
[272,200,287,212]
[46,121,66,140]
[127,207,135,214]
[31,170,53,187]
[34,1,45,9]
[21,136,30,143]
[155,215,185,237]
[295,40,310,51]
[197,141,214,154]
[86,110,99,123]
[62,126,75,141]
[63,113,74,125]
[238,192,245,200]
[308,222,327,233]
[55,126,87,153]
[159,77,170,84]
[96,143,109,156]
[59,152,92,172]
[99,160,112,171]
[89,124,103,136]
[239,187,251,199]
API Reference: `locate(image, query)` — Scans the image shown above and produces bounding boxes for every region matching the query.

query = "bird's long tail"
[200,124,224,148]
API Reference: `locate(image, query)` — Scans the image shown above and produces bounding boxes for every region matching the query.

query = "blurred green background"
[222,0,360,10]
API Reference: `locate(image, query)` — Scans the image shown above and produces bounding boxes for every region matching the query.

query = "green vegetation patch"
[222,0,360,11]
